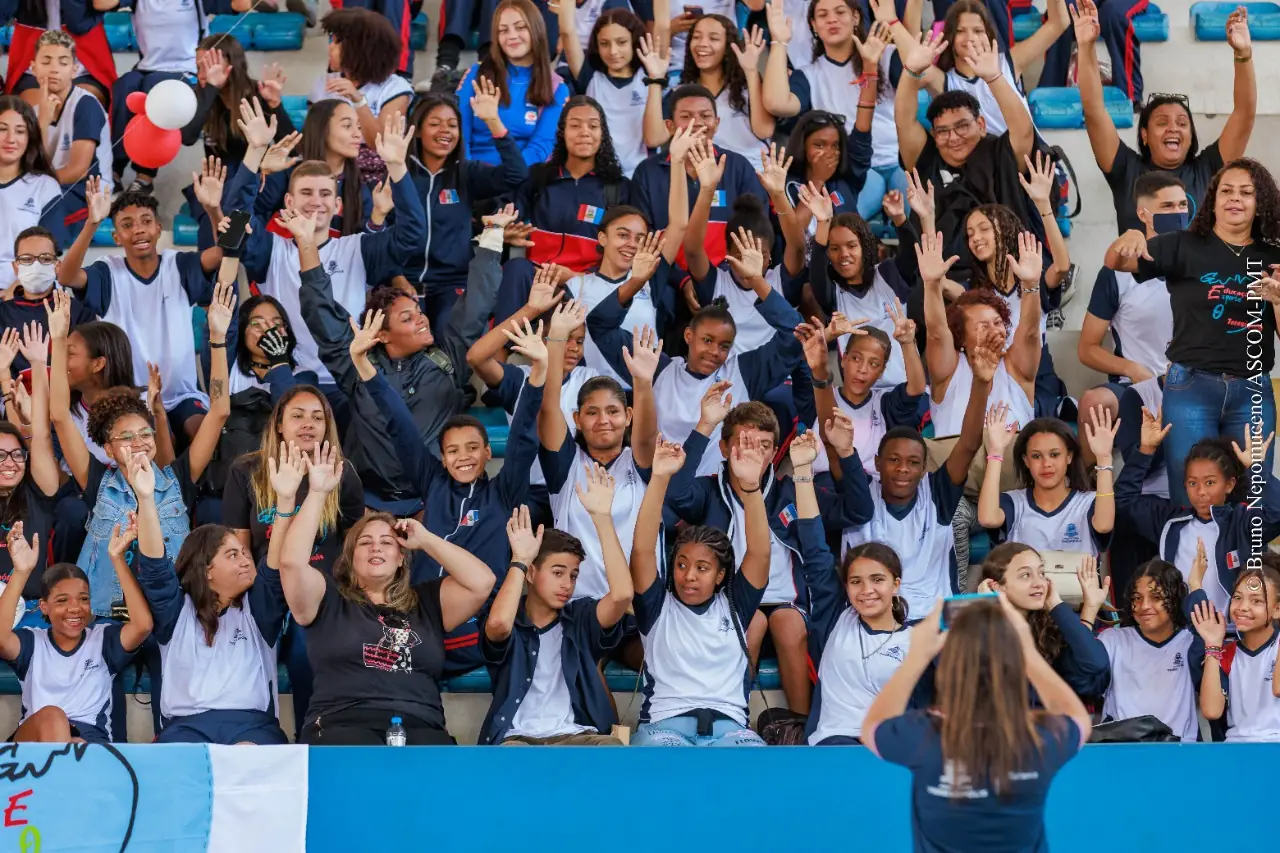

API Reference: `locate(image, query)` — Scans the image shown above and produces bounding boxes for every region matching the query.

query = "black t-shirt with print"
[1,484,58,599]
[221,457,365,575]
[1135,230,1280,376]
[1105,140,1224,235]
[302,574,447,730]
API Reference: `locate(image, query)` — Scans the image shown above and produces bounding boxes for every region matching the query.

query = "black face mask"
[1151,211,1190,234]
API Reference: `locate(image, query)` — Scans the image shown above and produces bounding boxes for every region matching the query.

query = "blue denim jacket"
[79,462,191,616]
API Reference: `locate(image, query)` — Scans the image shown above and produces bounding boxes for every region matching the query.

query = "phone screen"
[685,5,705,16]
[218,210,252,251]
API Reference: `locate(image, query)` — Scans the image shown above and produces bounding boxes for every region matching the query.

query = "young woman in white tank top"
[919,229,1041,437]
[978,411,1118,559]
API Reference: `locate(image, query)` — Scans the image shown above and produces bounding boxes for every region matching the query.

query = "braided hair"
[529,95,624,188]
[679,14,749,115]
[669,525,751,660]
[965,204,1024,296]
[1188,158,1280,248]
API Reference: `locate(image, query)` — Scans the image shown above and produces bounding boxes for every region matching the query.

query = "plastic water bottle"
[386,716,407,747]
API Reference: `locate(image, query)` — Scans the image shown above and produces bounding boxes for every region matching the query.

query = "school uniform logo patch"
[326,259,345,276]
[1226,550,1241,570]
[630,90,645,106]
[228,628,249,646]
[1063,523,1082,545]
[829,191,844,207]
[20,197,37,213]
[718,616,732,633]
[525,110,539,125]
[882,645,905,662]
[460,510,480,527]
[83,658,101,673]
[778,504,797,527]
[712,190,727,208]
[1168,652,1184,672]
[577,204,604,224]
[439,189,460,204]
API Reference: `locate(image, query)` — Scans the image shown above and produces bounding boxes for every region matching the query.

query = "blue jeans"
[856,165,909,220]
[1161,362,1276,506]
[633,716,766,747]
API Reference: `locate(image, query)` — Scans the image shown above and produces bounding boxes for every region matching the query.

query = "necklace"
[857,618,903,661]
[1218,234,1250,257]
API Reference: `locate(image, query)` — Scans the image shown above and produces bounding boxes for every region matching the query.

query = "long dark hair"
[300,100,365,235]
[981,542,1064,663]
[679,14,748,115]
[235,294,297,376]
[1187,158,1280,248]
[175,525,248,646]
[0,423,32,528]
[787,110,855,186]
[573,375,630,453]
[530,95,624,186]
[1120,559,1188,632]
[481,0,558,108]
[840,541,908,623]
[808,0,868,70]
[0,96,55,178]
[827,211,878,287]
[937,0,999,73]
[934,598,1060,798]
[1012,418,1090,492]
[965,204,1023,295]
[587,8,646,76]
[408,94,463,171]
[197,34,256,153]
[68,321,136,411]
[321,7,401,87]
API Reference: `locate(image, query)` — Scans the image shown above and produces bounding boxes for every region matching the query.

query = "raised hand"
[375,111,413,167]
[199,48,230,88]
[261,131,303,175]
[483,202,521,231]
[622,324,663,384]
[1189,537,1207,592]
[755,142,792,197]
[237,97,278,150]
[506,505,544,564]
[1007,231,1044,285]
[526,265,561,314]
[503,221,536,248]
[630,231,665,284]
[257,61,286,107]
[268,441,308,502]
[260,327,290,365]
[1232,425,1276,469]
[901,28,948,75]
[470,76,502,123]
[0,329,20,375]
[1138,406,1172,453]
[191,156,227,210]
[1084,405,1120,463]
[6,523,39,575]
[18,321,49,367]
[1190,600,1226,648]
[905,169,935,221]
[887,296,915,344]
[789,430,819,469]
[965,36,1002,83]
[207,279,236,343]
[1077,556,1109,613]
[324,75,361,102]
[796,181,833,222]
[765,0,791,45]
[1069,0,1100,47]
[726,227,766,281]
[44,289,72,341]
[393,517,432,551]
[307,441,342,495]
[698,380,733,429]
[574,461,617,516]
[348,308,385,359]
[794,321,828,373]
[853,21,891,66]
[651,436,687,478]
[106,514,137,561]
[277,208,319,245]
[729,430,768,485]
[668,120,703,165]
[637,33,670,79]
[984,402,1016,454]
[730,25,767,73]
[915,230,960,284]
[85,175,112,225]
[881,189,905,222]
[503,316,548,365]
[548,298,587,340]
[1018,151,1056,209]
[689,138,727,188]
[825,311,870,341]
[146,362,164,416]
[127,451,155,499]
[1226,6,1252,58]
[824,407,855,456]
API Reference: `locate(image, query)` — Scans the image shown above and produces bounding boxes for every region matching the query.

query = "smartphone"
[218,210,252,251]
[940,593,998,631]
[685,5,705,16]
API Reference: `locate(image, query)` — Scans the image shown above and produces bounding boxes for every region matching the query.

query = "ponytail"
[891,594,908,626]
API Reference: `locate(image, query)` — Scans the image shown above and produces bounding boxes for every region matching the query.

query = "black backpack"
[201,388,274,496]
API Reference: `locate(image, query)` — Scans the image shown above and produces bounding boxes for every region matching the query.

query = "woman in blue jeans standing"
[1104,158,1280,506]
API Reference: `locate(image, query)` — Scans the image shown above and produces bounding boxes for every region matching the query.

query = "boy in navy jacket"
[480,476,634,746]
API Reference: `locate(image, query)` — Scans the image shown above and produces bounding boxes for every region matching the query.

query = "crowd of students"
[0,0,1277,798]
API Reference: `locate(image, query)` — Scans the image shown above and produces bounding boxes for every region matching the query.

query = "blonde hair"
[35,29,76,61]
[334,513,419,614]
[249,386,343,535]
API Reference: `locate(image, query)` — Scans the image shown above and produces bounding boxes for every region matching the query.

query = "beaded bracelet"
[275,506,299,519]
[1204,646,1224,662]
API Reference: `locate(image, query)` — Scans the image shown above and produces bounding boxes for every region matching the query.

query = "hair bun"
[709,295,730,309]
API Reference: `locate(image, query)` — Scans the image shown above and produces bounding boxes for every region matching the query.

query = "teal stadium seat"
[0,24,13,48]
[466,405,510,457]
[104,11,135,51]
[1132,3,1170,41]
[1012,7,1043,41]
[1102,85,1135,127]
[92,218,116,247]
[1027,87,1084,129]
[209,12,306,50]
[411,12,430,51]
[173,203,200,246]
[1190,2,1280,40]
[281,95,309,132]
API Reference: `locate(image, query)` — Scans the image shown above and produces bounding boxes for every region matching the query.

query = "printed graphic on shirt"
[525,110,539,125]
[778,504,796,526]
[927,761,1039,799]
[1205,274,1254,335]
[1063,523,1082,545]
[363,615,420,673]
[460,510,480,527]
[829,191,844,206]
[439,189,459,204]
[326,259,345,276]
[1226,550,1241,570]
[577,204,604,224]
[19,196,38,214]
[1168,652,1184,673]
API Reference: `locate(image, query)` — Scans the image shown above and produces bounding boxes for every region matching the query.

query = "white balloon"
[145,79,198,131]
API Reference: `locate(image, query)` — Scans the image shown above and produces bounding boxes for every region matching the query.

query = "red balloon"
[125,91,148,115]
[123,115,181,170]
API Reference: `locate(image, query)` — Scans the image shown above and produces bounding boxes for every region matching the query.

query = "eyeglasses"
[932,119,976,141]
[14,254,57,266]
[0,449,28,463]
[247,317,284,330]
[110,428,156,445]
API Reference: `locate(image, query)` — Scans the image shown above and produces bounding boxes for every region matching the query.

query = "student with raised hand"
[629,435,771,747]
[539,304,659,602]
[685,141,806,355]
[481,479,634,746]
[1098,557,1199,742]
[978,407,1118,559]
[840,331,994,616]
[1117,412,1280,614]
[977,544,1112,698]
[0,520,151,744]
[1073,0,1256,235]
[185,38,296,173]
[404,86,528,330]
[56,173,222,441]
[863,593,1091,850]
[920,228,1041,438]
[1191,562,1280,742]
[2,227,95,374]
[0,96,66,291]
[783,111,872,239]
[297,206,507,514]
[276,444,496,745]
[225,99,425,394]
[458,0,570,167]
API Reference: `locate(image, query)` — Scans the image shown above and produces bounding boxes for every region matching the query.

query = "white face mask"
[17,263,56,295]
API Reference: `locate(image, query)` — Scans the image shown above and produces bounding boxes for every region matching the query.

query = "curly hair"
[828,211,879,288]
[679,14,749,115]
[0,96,54,179]
[945,289,1012,352]
[87,388,153,448]
[586,8,646,76]
[196,34,256,152]
[1012,418,1089,491]
[481,0,558,108]
[321,7,401,86]
[365,281,419,322]
[1120,559,1187,632]
[1188,158,1280,248]
[530,95,624,185]
[35,28,76,63]
[176,525,247,646]
[965,205,1023,295]
[981,542,1064,663]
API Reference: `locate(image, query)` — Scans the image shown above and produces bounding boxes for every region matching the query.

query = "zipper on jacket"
[421,169,435,281]
[445,481,479,545]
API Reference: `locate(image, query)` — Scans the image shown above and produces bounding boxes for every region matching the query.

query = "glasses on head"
[15,254,57,266]
[0,449,29,464]
[932,118,975,141]
[1145,93,1191,111]
[110,428,157,445]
